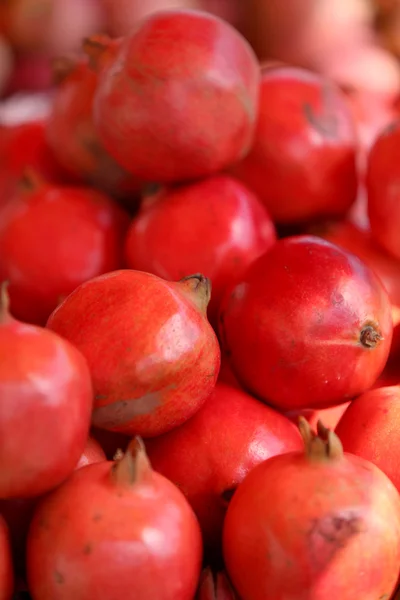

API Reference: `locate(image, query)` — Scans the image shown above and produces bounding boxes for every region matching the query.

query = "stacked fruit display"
[2,6,400,600]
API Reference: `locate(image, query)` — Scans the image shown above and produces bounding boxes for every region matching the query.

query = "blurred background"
[0,0,400,151]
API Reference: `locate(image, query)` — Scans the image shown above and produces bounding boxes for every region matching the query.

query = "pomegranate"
[0,516,13,600]
[27,438,203,600]
[46,56,142,201]
[0,170,130,325]
[311,219,400,360]
[223,418,400,600]
[367,120,400,260]
[75,435,106,470]
[0,435,106,587]
[196,567,238,600]
[231,65,358,224]
[86,10,260,182]
[47,270,221,437]
[219,235,392,411]
[0,120,68,205]
[0,285,93,498]
[124,175,276,325]
[335,386,400,491]
[3,53,53,96]
[146,382,302,556]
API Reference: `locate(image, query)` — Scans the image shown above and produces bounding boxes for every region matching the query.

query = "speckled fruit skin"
[0,175,130,325]
[219,235,393,411]
[124,175,276,325]
[90,10,260,182]
[146,383,302,557]
[367,121,400,260]
[336,385,400,492]
[47,270,221,437]
[46,57,142,201]
[26,440,203,600]
[231,66,358,224]
[0,303,93,499]
[223,426,400,600]
[0,516,13,600]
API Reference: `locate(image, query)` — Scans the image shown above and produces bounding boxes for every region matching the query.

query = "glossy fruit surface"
[223,419,400,600]
[47,270,221,436]
[0,288,93,498]
[90,10,260,182]
[75,436,106,470]
[0,173,130,325]
[146,383,302,555]
[231,65,358,224]
[125,175,276,324]
[46,56,142,200]
[367,120,400,260]
[0,515,13,600]
[27,438,203,600]
[336,385,400,491]
[219,235,393,410]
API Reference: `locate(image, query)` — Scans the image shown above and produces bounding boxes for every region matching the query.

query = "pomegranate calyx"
[0,281,11,322]
[82,34,116,71]
[178,273,212,314]
[196,567,238,600]
[298,416,343,461]
[360,324,383,348]
[111,437,151,486]
[51,55,79,85]
[18,168,46,193]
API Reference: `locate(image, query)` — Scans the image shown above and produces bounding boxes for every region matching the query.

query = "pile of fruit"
[3,5,400,600]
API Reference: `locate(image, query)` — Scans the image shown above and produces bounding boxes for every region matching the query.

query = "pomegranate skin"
[219,235,393,411]
[0,176,130,325]
[47,270,221,437]
[46,57,142,200]
[146,383,302,556]
[223,425,400,600]
[0,309,93,499]
[75,435,106,470]
[336,386,400,491]
[231,66,358,224]
[91,10,260,182]
[125,175,276,324]
[26,443,203,600]
[0,516,13,600]
[367,121,400,260]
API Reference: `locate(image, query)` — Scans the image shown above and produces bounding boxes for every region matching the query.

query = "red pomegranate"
[46,56,142,202]
[219,235,393,411]
[145,383,302,556]
[367,120,400,260]
[124,175,276,324]
[0,516,13,600]
[0,120,68,206]
[47,270,221,437]
[27,438,203,600]
[0,171,130,325]
[231,65,358,224]
[223,419,400,600]
[0,285,93,499]
[86,10,260,182]
[196,567,238,600]
[0,434,106,587]
[335,385,400,491]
